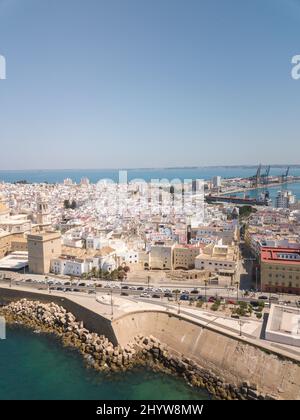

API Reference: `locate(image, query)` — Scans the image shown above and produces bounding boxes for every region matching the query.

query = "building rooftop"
[261,247,300,264]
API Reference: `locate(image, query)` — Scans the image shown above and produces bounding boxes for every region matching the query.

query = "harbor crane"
[281,166,290,183]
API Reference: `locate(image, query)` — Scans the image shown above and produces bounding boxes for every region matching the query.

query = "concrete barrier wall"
[0,289,118,345]
[112,310,300,400]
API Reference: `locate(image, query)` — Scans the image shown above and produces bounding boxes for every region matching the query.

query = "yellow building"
[0,232,26,259]
[27,231,62,274]
[173,245,201,269]
[261,247,300,295]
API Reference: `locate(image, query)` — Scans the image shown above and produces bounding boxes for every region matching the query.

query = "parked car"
[140,293,150,298]
[231,314,240,319]
[269,296,279,301]
[250,300,259,307]
[88,290,96,294]
[208,296,216,303]
[180,294,189,301]
[190,289,199,294]
[95,283,103,288]
[164,292,172,298]
[227,299,236,305]
[78,283,85,287]
[121,285,129,289]
[121,292,129,296]
[137,287,144,291]
[258,295,268,300]
[152,294,160,299]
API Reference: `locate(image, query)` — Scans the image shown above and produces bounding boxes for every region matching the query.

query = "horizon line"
[0,163,299,172]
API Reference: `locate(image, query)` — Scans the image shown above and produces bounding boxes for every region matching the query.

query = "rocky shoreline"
[1,299,277,400]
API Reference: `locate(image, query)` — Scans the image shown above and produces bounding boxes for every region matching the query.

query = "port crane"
[261,165,271,185]
[281,166,290,183]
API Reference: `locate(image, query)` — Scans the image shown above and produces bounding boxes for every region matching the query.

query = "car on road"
[208,296,216,303]
[25,279,32,283]
[78,283,85,287]
[121,292,129,296]
[226,299,236,305]
[121,286,129,290]
[140,293,150,298]
[190,289,199,294]
[88,290,96,294]
[137,287,144,291]
[95,283,103,288]
[269,296,279,301]
[231,314,240,319]
[258,295,268,300]
[152,294,160,298]
[73,288,80,292]
[180,294,189,301]
[164,292,172,298]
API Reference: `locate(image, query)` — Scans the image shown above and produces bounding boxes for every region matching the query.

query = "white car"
[140,293,150,298]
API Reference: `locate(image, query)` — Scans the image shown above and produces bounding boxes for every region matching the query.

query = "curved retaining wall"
[112,310,300,400]
[2,289,300,399]
[0,288,118,345]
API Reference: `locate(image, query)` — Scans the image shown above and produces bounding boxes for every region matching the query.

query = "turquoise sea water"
[0,325,210,400]
[0,166,300,184]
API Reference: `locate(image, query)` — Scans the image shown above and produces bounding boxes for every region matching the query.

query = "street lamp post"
[255,266,258,291]
[236,282,239,302]
[110,289,114,318]
[238,320,243,337]
[177,301,181,315]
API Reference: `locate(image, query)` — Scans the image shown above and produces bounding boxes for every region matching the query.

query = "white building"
[212,176,221,189]
[51,256,91,276]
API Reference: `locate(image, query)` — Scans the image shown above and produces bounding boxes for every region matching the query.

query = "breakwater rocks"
[1,299,277,400]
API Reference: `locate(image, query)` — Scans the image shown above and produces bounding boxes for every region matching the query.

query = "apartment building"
[260,247,300,295]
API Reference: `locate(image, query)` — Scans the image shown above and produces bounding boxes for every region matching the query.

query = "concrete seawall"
[1,288,300,399]
[0,288,118,345]
[112,310,300,400]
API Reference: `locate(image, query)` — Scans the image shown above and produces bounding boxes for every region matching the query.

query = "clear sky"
[0,0,300,169]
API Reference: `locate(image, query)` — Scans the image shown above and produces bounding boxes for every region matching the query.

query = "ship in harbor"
[206,190,272,206]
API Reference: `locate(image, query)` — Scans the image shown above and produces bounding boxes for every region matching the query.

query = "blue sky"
[0,0,300,169]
